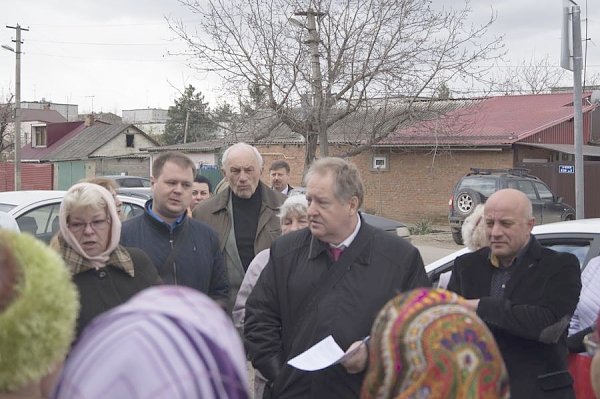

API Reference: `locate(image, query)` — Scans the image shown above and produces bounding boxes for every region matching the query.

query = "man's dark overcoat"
[245,218,430,399]
[447,236,581,399]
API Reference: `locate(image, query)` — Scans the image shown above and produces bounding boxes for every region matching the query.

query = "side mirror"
[557,196,564,203]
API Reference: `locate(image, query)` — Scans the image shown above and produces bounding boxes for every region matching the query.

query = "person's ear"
[527,217,535,231]
[348,196,359,215]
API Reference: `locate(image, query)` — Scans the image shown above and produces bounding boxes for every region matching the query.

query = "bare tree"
[0,94,14,161]
[493,55,566,95]
[169,0,503,169]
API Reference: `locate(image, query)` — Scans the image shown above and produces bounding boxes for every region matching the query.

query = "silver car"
[0,191,146,243]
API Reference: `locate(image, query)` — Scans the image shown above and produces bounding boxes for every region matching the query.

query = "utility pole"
[5,24,28,191]
[561,1,585,218]
[572,6,584,219]
[293,9,327,157]
[183,109,190,143]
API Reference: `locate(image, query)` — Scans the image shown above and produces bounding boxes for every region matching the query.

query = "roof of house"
[22,122,159,162]
[517,143,600,157]
[48,123,157,161]
[142,140,224,152]
[20,109,67,123]
[77,112,122,125]
[376,93,598,147]
[225,100,473,145]
[21,122,86,161]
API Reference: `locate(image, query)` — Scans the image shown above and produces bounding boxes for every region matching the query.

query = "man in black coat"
[447,188,581,399]
[244,157,430,399]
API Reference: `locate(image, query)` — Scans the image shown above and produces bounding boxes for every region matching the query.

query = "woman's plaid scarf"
[57,234,134,277]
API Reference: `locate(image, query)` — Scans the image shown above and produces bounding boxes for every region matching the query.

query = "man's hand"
[340,340,368,374]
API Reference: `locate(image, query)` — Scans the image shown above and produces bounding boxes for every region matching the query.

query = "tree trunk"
[304,131,319,175]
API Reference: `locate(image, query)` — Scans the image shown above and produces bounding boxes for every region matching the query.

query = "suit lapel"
[504,237,542,297]
[337,222,372,268]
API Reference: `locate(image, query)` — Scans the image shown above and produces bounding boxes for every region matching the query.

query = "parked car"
[116,187,152,199]
[103,175,152,188]
[427,218,600,287]
[0,191,147,243]
[448,168,575,245]
[287,187,410,240]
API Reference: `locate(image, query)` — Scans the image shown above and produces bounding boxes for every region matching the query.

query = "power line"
[27,39,172,46]
[24,51,191,63]
[23,19,202,28]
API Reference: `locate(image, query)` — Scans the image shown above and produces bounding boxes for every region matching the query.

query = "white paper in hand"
[287,335,345,371]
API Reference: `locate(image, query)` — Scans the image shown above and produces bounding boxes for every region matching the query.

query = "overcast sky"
[1,0,598,115]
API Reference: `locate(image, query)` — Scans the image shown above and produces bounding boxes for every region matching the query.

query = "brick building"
[143,93,600,224]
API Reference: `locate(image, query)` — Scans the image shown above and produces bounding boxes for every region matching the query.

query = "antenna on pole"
[84,95,95,114]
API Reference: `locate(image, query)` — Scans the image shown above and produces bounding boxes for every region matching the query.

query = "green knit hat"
[0,230,79,392]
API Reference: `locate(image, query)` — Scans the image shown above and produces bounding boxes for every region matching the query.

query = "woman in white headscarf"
[51,182,159,338]
[52,286,250,399]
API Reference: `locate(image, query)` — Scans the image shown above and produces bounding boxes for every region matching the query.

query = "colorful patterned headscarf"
[52,286,249,399]
[361,288,509,399]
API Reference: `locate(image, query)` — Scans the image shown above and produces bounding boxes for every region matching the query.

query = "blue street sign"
[559,165,575,174]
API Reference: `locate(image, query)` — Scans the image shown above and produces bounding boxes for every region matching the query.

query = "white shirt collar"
[330,215,361,249]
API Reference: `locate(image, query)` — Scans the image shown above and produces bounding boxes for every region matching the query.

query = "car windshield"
[458,176,497,196]
[0,203,16,212]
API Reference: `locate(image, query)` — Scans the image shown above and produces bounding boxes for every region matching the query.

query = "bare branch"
[169,0,504,168]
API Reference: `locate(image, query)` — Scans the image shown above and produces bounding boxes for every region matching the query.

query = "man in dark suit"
[447,188,581,398]
[245,157,430,399]
[269,160,293,195]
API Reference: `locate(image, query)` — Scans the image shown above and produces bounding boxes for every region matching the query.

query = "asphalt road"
[410,229,463,265]
[414,243,458,265]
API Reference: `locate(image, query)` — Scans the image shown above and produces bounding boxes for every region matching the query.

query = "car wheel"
[451,229,464,245]
[564,214,575,221]
[454,189,481,216]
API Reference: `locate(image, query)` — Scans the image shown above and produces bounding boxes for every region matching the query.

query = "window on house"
[32,125,47,147]
[126,134,134,148]
[372,155,388,171]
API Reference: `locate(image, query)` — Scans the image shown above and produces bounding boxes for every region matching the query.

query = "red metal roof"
[21,122,85,161]
[378,93,597,147]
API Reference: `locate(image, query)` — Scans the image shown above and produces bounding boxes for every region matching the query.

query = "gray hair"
[304,157,364,208]
[221,142,263,170]
[278,194,308,223]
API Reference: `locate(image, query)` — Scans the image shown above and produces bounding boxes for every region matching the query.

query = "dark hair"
[194,174,213,193]
[152,152,196,178]
[270,160,290,173]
